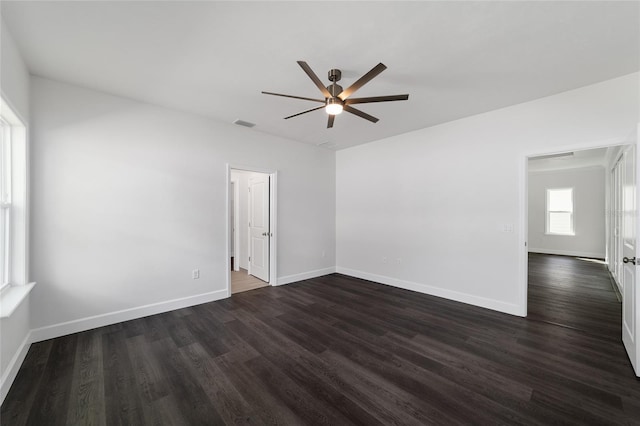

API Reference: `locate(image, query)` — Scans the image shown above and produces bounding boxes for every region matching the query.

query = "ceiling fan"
[262,61,409,128]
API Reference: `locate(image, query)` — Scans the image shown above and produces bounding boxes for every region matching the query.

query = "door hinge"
[249,256,251,262]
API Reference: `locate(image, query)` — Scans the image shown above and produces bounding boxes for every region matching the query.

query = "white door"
[248,174,269,282]
[622,141,639,376]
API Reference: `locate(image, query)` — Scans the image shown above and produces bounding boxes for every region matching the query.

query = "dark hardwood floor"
[2,254,640,425]
[528,253,622,340]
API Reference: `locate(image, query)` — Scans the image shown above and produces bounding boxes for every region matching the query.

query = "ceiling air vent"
[233,119,256,128]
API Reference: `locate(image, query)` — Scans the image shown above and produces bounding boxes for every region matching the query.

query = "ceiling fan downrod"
[327,69,343,96]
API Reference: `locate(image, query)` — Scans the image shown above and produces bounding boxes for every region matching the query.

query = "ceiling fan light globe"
[325,102,343,115]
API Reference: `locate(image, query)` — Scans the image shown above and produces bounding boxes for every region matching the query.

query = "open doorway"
[227,166,277,295]
[525,144,636,355]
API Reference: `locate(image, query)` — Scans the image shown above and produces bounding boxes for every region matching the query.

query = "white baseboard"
[30,289,228,343]
[336,267,524,317]
[528,248,605,259]
[276,267,336,286]
[0,330,32,405]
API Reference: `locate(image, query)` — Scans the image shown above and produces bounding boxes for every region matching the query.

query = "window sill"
[0,282,35,318]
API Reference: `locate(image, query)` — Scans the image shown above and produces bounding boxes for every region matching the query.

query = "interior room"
[1,1,639,424]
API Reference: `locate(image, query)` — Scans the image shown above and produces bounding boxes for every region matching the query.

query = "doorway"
[526,147,616,329]
[227,166,277,295]
[523,142,639,376]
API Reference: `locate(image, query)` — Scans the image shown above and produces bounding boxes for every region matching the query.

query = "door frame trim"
[226,164,278,297]
[230,178,240,272]
[519,136,632,317]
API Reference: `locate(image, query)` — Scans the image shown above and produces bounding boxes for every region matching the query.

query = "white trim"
[29,289,227,343]
[225,166,232,298]
[528,248,605,259]
[0,96,29,288]
[247,180,252,277]
[336,267,523,316]
[0,118,12,288]
[269,172,278,286]
[0,282,35,318]
[519,155,528,316]
[231,178,240,272]
[227,163,275,175]
[0,329,31,405]
[528,164,606,174]
[276,267,336,286]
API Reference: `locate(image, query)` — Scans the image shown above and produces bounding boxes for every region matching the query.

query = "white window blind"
[546,188,574,235]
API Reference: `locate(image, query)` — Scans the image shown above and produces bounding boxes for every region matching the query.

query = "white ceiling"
[1,1,638,150]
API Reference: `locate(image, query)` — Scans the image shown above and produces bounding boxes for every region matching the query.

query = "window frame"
[545,187,575,236]
[0,117,12,292]
[0,95,29,298]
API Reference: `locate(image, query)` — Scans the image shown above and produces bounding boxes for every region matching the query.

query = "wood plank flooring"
[527,253,622,340]
[231,268,268,294]
[2,254,640,425]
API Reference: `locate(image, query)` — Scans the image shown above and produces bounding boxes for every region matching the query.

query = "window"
[546,188,574,235]
[0,96,28,298]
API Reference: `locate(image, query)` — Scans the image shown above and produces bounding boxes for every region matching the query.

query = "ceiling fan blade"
[284,105,325,120]
[262,91,325,103]
[343,105,379,123]
[345,94,409,105]
[327,114,335,128]
[337,63,387,101]
[297,61,332,98]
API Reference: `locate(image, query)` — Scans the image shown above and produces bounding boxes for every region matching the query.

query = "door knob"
[623,256,636,265]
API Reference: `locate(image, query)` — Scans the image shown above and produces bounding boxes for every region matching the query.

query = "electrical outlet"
[192,269,200,279]
[382,257,387,264]
[397,258,402,264]
[322,250,326,258]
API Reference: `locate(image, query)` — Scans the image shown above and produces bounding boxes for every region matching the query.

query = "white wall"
[528,167,606,258]
[29,76,336,335]
[0,17,31,402]
[337,73,638,316]
[0,19,29,121]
